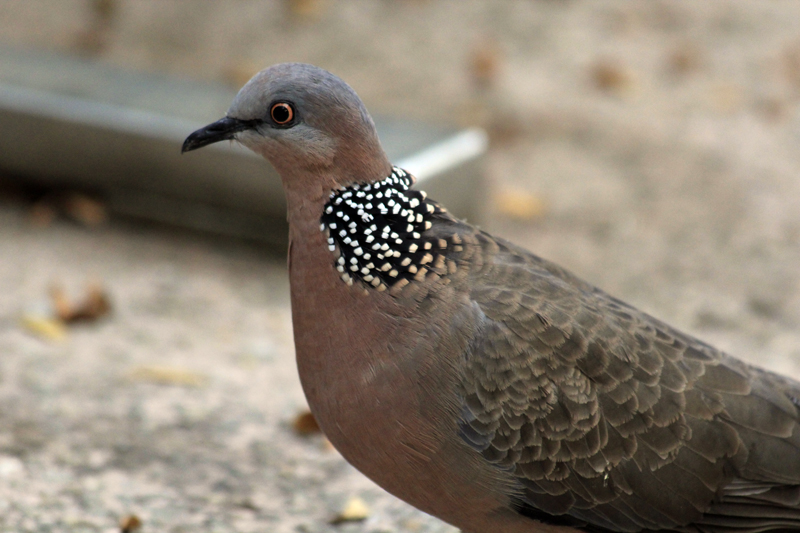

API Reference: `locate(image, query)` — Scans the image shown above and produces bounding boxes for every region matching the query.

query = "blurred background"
[1,2,800,532]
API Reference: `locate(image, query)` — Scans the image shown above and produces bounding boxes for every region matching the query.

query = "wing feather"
[454,232,800,532]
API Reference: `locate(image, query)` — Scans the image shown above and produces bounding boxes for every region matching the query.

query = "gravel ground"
[0,209,455,533]
[1,2,800,532]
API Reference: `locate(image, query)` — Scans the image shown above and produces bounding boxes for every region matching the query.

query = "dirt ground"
[1,2,800,532]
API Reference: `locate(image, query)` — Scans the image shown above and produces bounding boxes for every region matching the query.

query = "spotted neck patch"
[320,166,457,292]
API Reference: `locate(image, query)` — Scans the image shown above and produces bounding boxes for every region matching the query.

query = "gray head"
[182,63,391,190]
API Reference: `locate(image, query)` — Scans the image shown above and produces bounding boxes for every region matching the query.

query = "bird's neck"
[284,165,464,300]
[319,166,453,292]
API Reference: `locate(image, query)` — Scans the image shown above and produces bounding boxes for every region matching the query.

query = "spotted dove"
[182,63,800,533]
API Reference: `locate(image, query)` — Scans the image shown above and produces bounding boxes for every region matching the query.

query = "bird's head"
[182,63,391,194]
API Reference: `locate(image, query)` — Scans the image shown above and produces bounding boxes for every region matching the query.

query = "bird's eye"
[270,102,294,125]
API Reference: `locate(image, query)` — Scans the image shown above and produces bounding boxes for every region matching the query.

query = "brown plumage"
[182,63,800,533]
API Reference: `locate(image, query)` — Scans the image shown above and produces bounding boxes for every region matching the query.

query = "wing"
[457,233,800,533]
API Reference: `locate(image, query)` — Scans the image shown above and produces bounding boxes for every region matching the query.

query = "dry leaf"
[330,496,370,524]
[74,0,115,56]
[756,96,788,123]
[400,517,425,532]
[27,193,107,227]
[782,41,800,96]
[494,189,546,221]
[293,410,322,436]
[128,366,208,387]
[119,514,142,533]
[591,59,636,96]
[469,38,502,90]
[666,42,703,77]
[21,315,66,341]
[92,0,117,23]
[50,286,72,322]
[29,202,57,228]
[286,0,326,19]
[73,28,108,56]
[50,284,112,324]
[63,193,108,226]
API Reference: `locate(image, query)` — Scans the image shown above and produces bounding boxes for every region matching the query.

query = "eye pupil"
[271,103,293,125]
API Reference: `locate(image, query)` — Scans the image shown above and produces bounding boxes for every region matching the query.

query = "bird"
[182,63,800,533]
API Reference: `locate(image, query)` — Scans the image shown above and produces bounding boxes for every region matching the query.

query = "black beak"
[181,116,257,153]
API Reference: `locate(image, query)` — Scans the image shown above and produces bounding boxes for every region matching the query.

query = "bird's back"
[450,214,800,533]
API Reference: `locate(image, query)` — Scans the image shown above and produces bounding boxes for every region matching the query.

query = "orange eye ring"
[270,102,294,125]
